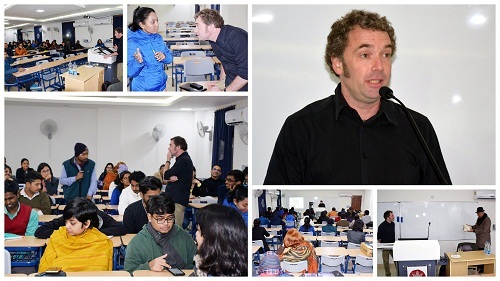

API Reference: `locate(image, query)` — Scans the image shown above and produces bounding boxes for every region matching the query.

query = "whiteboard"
[377,201,478,241]
[252,5,495,185]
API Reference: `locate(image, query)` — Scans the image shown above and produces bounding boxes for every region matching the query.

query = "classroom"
[251,189,374,277]
[4,95,249,276]
[126,4,248,92]
[377,189,496,277]
[4,4,124,92]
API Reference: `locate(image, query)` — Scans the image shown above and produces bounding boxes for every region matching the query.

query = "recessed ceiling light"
[36,10,45,13]
[180,108,192,111]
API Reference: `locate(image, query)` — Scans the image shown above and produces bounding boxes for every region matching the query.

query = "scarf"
[146,222,186,269]
[476,213,488,227]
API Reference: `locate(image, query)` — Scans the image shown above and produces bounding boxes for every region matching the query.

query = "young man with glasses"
[124,193,196,273]
[217,169,245,204]
[200,165,224,197]
[123,176,162,234]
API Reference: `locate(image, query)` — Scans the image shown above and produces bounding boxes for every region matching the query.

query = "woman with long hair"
[128,6,173,91]
[193,204,247,276]
[347,219,366,244]
[37,162,59,196]
[222,185,248,225]
[299,217,315,235]
[277,228,318,273]
[110,170,131,207]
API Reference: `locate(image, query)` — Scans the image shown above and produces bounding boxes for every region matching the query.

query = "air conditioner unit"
[73,21,89,27]
[225,107,248,126]
[475,190,495,199]
[339,193,352,197]
[93,18,112,25]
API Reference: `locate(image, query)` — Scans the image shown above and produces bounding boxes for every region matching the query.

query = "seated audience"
[361,210,372,227]
[98,162,113,189]
[217,169,244,204]
[327,207,338,218]
[222,185,248,225]
[124,193,196,273]
[252,218,270,253]
[5,164,13,181]
[201,165,224,197]
[347,219,366,244]
[18,170,51,215]
[299,217,315,235]
[37,163,59,196]
[256,251,293,277]
[192,204,247,276]
[103,161,126,190]
[259,213,271,228]
[15,158,34,184]
[123,176,162,234]
[5,179,38,236]
[38,197,113,272]
[110,170,131,209]
[118,171,145,215]
[277,229,318,273]
[153,164,167,185]
[321,218,337,234]
[316,210,329,225]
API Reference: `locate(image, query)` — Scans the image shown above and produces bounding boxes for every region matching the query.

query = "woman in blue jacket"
[128,6,173,91]
[222,186,248,225]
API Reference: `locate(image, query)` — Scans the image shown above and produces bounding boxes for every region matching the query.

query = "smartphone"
[46,267,62,274]
[167,267,185,276]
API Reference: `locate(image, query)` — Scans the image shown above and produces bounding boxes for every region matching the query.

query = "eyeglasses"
[153,215,175,224]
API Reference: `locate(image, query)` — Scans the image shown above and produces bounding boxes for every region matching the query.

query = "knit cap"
[74,143,88,157]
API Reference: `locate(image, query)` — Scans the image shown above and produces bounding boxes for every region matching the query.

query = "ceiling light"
[36,10,45,13]
[180,108,192,111]
[252,14,273,23]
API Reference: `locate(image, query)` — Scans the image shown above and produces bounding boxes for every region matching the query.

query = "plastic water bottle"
[485,241,491,255]
[69,62,74,75]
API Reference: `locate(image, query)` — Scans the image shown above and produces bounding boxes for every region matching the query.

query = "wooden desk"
[163,37,200,43]
[5,237,47,269]
[120,234,136,246]
[112,215,123,222]
[12,54,88,77]
[133,269,194,277]
[314,247,365,257]
[29,271,131,276]
[446,251,496,276]
[170,45,212,51]
[60,65,104,91]
[11,55,51,66]
[4,274,28,277]
[38,214,61,223]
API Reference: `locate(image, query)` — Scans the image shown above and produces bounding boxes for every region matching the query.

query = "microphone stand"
[380,88,449,185]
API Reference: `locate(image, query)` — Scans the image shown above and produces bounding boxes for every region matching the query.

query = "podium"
[393,240,440,276]
[88,47,118,83]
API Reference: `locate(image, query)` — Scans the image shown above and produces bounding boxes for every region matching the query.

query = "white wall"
[126,4,248,35]
[5,100,248,181]
[377,190,496,263]
[252,189,372,220]
[253,5,495,185]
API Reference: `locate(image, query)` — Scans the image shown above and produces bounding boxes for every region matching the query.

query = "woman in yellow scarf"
[38,198,113,272]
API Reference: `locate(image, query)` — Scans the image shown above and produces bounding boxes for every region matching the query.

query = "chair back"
[4,250,11,274]
[320,231,336,236]
[347,242,361,249]
[320,240,339,247]
[299,231,313,236]
[52,57,63,61]
[281,260,308,273]
[184,58,214,82]
[353,255,373,273]
[36,60,49,65]
[181,51,206,57]
[286,221,295,228]
[252,240,264,250]
[457,242,478,252]
[320,255,345,273]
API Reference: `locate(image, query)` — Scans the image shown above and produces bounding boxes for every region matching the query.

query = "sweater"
[38,226,113,272]
[5,203,38,236]
[164,152,194,207]
[124,224,197,273]
[19,189,52,215]
[123,199,148,234]
[118,186,141,215]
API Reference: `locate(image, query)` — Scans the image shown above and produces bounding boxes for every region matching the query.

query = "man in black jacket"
[35,207,125,238]
[378,210,396,276]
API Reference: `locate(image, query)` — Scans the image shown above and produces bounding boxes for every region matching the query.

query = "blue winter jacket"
[127,28,173,91]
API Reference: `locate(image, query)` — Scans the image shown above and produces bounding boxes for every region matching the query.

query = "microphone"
[427,222,431,239]
[379,86,449,185]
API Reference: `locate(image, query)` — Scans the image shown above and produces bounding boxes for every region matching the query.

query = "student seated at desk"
[109,170,131,213]
[14,43,27,56]
[322,218,337,234]
[347,219,366,244]
[124,193,196,273]
[123,176,162,234]
[95,39,105,48]
[4,51,32,91]
[74,40,84,50]
[252,218,270,253]
[35,206,125,239]
[193,204,247,276]
[18,171,52,215]
[221,185,248,225]
[37,162,59,196]
[299,217,316,235]
[277,229,318,273]
[5,179,39,236]
[38,197,113,272]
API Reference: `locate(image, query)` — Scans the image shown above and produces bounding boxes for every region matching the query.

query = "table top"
[5,236,47,247]
[120,233,136,246]
[12,54,88,77]
[11,55,51,66]
[252,245,261,253]
[173,56,216,66]
[38,214,61,222]
[133,269,194,277]
[446,251,496,262]
[60,65,104,81]
[170,45,212,51]
[164,37,200,42]
[314,247,365,257]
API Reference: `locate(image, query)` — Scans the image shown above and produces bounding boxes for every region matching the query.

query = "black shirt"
[378,220,396,243]
[164,151,194,207]
[252,226,270,253]
[209,25,248,91]
[201,177,225,197]
[264,83,451,185]
[123,199,148,234]
[116,36,123,63]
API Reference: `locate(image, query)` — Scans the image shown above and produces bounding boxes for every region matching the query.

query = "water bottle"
[485,241,491,255]
[69,62,74,75]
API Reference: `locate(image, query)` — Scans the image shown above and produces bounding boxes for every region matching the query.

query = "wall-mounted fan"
[40,119,58,139]
[197,121,212,141]
[87,26,93,34]
[152,123,166,142]
[236,122,248,145]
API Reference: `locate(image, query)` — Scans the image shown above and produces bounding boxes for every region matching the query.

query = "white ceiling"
[4,95,247,112]
[4,4,123,29]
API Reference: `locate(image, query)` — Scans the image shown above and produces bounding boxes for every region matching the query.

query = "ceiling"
[4,95,247,112]
[4,4,123,29]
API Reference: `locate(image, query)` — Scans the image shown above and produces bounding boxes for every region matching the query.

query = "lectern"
[393,240,440,276]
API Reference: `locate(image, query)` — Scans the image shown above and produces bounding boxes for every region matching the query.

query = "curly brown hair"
[325,9,397,77]
[194,9,224,28]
